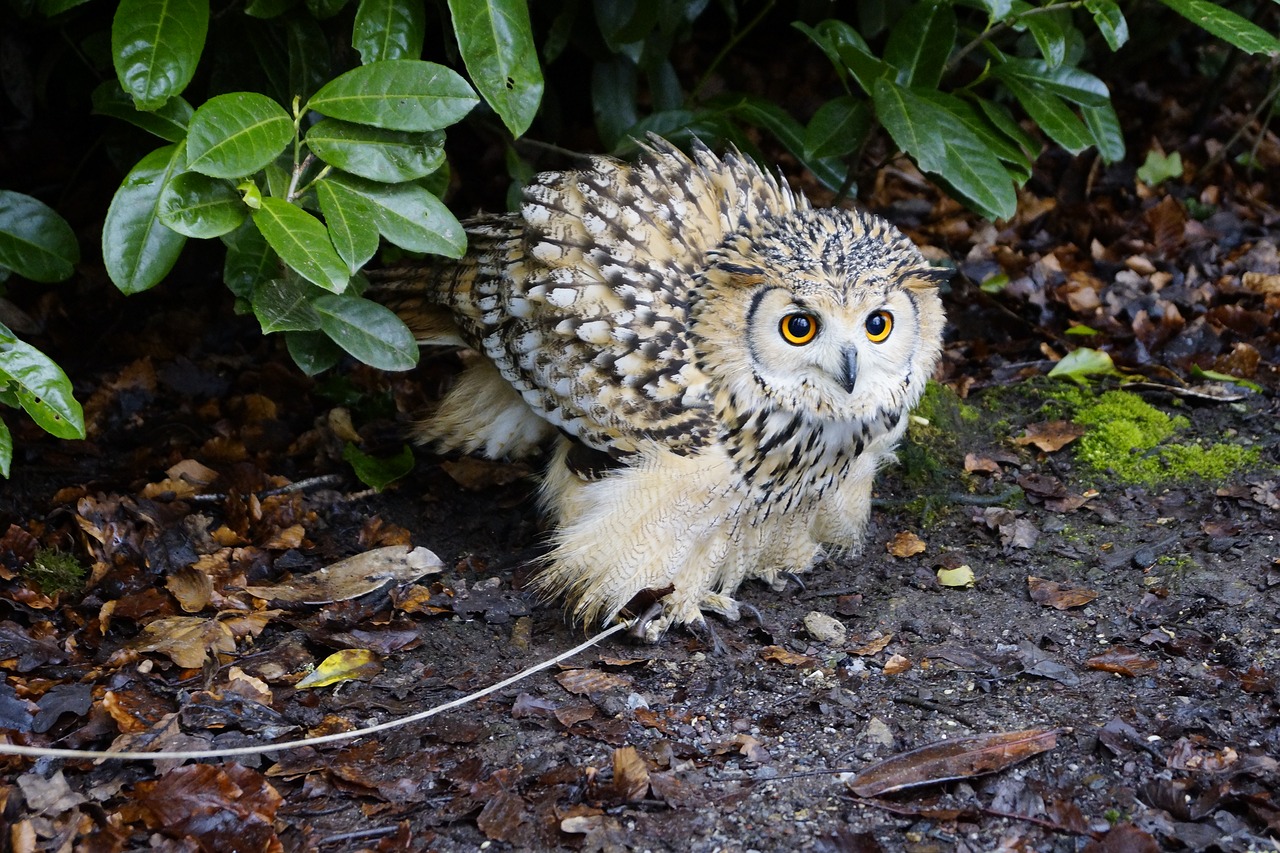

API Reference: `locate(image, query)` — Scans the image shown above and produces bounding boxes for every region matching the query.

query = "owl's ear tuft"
[907,266,953,290]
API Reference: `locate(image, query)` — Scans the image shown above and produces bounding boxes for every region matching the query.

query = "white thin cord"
[0,621,629,762]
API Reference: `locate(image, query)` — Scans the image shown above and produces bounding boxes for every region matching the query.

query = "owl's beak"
[838,347,858,394]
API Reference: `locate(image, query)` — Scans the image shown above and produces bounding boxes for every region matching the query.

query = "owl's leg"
[415,357,558,459]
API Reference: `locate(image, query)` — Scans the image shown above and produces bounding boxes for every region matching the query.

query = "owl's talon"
[781,572,807,593]
[628,600,667,642]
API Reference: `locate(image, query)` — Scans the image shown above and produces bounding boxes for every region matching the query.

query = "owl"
[371,136,946,641]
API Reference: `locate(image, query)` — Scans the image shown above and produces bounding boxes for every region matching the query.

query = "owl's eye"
[865,310,893,343]
[780,312,819,346]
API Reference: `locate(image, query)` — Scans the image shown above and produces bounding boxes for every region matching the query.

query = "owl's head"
[690,207,946,425]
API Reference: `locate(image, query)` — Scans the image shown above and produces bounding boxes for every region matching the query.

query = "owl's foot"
[628,590,745,644]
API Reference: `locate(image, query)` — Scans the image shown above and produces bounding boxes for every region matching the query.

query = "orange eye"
[780,312,819,345]
[865,310,893,343]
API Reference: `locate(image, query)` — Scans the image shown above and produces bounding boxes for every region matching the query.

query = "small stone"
[803,611,847,645]
[862,717,894,747]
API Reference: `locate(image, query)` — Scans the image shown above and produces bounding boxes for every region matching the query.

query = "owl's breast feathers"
[373,136,809,460]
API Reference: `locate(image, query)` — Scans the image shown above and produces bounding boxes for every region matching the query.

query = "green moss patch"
[1060,388,1258,486]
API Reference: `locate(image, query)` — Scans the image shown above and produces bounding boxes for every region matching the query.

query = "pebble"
[803,611,847,645]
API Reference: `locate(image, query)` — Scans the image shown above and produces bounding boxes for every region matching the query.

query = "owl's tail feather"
[414,358,557,459]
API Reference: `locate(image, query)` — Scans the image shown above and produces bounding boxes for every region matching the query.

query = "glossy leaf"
[326,173,466,257]
[285,330,344,375]
[448,0,544,137]
[884,1,956,88]
[0,323,85,440]
[0,417,10,478]
[353,0,425,63]
[103,145,189,294]
[994,58,1109,107]
[343,442,415,490]
[726,96,849,191]
[997,75,1093,154]
[158,172,246,238]
[306,119,445,182]
[111,0,209,109]
[1021,6,1068,67]
[1081,101,1125,164]
[222,219,279,299]
[0,191,80,283]
[251,275,324,333]
[918,91,1031,180]
[803,96,870,160]
[1084,0,1129,51]
[305,60,479,132]
[874,80,1017,220]
[186,92,294,179]
[793,19,875,88]
[1155,0,1280,55]
[252,198,350,292]
[314,293,419,370]
[315,178,381,273]
[91,82,193,142]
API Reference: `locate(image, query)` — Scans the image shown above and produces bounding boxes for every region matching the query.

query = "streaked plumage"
[372,137,946,640]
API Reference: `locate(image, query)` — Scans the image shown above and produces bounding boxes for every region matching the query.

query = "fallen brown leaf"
[1085,646,1160,677]
[887,531,926,558]
[1013,420,1086,452]
[847,728,1059,797]
[554,668,632,695]
[245,545,442,604]
[760,646,817,667]
[1028,576,1099,610]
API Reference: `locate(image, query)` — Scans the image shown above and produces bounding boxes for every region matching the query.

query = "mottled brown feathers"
[371,135,946,639]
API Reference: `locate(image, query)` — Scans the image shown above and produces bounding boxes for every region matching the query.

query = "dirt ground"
[0,229,1277,850]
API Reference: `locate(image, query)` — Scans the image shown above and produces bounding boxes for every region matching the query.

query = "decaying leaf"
[612,746,650,802]
[1086,647,1160,677]
[1028,576,1099,610]
[761,646,817,667]
[849,634,893,657]
[244,545,443,604]
[883,654,912,675]
[555,668,633,695]
[294,649,383,689]
[132,616,236,668]
[847,729,1059,796]
[166,566,213,612]
[887,531,927,558]
[1014,420,1086,452]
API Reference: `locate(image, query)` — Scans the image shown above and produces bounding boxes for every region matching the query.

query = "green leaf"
[353,0,426,63]
[1084,0,1129,51]
[993,57,1110,107]
[724,96,849,192]
[1021,7,1068,68]
[186,92,294,180]
[252,197,350,292]
[251,275,324,332]
[314,293,419,370]
[1137,149,1183,186]
[793,19,876,88]
[111,0,209,109]
[103,144,189,294]
[1065,324,1099,336]
[919,91,1031,175]
[884,1,956,88]
[1081,101,1125,164]
[874,80,1017,220]
[326,173,466,257]
[286,14,332,103]
[0,416,10,478]
[308,0,349,16]
[1190,365,1263,393]
[91,82,193,142]
[447,0,544,137]
[306,119,445,182]
[1048,347,1122,381]
[872,78,945,173]
[0,191,80,283]
[591,56,639,148]
[222,219,279,299]
[305,60,480,132]
[1154,0,1280,56]
[316,178,381,273]
[343,442,415,490]
[158,172,246,238]
[804,96,871,160]
[286,330,344,375]
[0,322,85,440]
[997,74,1093,154]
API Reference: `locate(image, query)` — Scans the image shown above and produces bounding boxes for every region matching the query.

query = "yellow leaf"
[937,565,976,588]
[295,649,382,688]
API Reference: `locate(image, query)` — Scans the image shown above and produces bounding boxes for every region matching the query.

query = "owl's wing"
[479,138,805,457]
[377,138,804,458]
